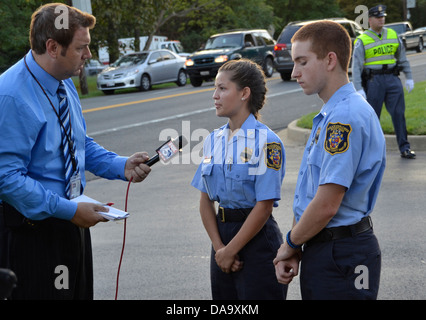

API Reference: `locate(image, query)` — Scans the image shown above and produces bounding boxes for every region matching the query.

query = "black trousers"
[0,209,93,300]
[366,73,410,153]
[210,215,287,300]
[300,229,381,300]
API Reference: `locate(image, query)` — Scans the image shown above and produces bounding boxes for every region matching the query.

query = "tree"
[0,0,59,71]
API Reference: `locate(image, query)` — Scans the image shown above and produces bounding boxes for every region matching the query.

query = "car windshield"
[112,53,148,67]
[277,25,301,43]
[386,24,405,34]
[205,34,243,49]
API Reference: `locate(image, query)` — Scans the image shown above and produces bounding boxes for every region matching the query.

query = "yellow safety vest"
[356,28,399,66]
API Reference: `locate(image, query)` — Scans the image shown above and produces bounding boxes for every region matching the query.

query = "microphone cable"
[114,176,133,300]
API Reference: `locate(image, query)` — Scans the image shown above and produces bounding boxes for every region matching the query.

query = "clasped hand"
[273,243,301,285]
[215,246,243,274]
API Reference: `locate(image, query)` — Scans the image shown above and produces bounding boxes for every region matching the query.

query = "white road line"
[87,88,303,137]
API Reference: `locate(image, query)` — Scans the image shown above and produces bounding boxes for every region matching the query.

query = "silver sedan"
[97,49,187,94]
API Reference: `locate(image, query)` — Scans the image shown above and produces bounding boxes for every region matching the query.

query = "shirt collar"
[223,113,257,138]
[319,82,355,117]
[25,50,61,96]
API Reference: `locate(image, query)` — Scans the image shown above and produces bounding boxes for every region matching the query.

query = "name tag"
[69,172,81,200]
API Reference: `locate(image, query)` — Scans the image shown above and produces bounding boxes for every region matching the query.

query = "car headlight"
[185,59,194,67]
[214,55,229,63]
[126,69,139,77]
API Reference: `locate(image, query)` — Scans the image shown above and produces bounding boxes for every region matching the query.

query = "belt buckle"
[219,207,225,223]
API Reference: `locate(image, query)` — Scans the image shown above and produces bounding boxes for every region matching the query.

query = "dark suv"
[185,29,276,87]
[274,18,363,81]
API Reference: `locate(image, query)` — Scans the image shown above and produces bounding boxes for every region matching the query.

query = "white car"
[97,49,187,94]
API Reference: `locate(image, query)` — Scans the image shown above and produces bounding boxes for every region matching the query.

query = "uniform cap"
[369,5,387,17]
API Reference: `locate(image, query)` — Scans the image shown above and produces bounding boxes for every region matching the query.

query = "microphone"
[145,136,188,167]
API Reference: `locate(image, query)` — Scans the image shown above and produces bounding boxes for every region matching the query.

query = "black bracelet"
[286,230,302,249]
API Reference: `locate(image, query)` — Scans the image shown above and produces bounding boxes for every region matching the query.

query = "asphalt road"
[80,51,426,301]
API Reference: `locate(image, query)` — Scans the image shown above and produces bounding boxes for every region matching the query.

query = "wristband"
[286,230,302,249]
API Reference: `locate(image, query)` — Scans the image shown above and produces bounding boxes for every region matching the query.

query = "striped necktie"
[58,81,79,199]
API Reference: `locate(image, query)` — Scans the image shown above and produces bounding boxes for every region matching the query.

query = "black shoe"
[401,149,416,159]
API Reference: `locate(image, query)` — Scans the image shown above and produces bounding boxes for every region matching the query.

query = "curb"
[283,119,426,151]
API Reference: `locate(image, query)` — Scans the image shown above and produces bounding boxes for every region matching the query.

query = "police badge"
[265,142,282,170]
[324,122,352,155]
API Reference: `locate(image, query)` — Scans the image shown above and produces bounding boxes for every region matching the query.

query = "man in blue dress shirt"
[274,21,386,299]
[0,4,151,299]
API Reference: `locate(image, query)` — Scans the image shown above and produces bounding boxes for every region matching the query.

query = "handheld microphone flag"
[145,135,188,166]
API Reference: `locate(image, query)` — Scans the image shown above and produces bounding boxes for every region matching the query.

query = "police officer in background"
[352,4,416,159]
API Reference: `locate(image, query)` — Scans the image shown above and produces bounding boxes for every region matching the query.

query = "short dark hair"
[291,21,352,72]
[218,59,267,119]
[30,3,96,55]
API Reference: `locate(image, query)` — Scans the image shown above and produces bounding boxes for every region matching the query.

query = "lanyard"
[23,56,77,171]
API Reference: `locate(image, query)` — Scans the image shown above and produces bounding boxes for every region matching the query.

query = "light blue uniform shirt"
[0,51,127,221]
[293,83,386,227]
[191,114,285,209]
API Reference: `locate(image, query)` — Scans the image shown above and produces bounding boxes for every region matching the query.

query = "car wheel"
[102,90,115,95]
[189,76,203,87]
[176,69,187,86]
[263,57,274,77]
[140,74,151,91]
[280,72,292,81]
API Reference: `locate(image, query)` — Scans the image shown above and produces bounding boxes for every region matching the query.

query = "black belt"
[217,207,253,223]
[370,67,397,75]
[306,216,373,247]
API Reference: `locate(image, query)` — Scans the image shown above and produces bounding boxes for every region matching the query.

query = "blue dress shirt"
[191,114,285,209]
[0,51,127,221]
[293,83,386,227]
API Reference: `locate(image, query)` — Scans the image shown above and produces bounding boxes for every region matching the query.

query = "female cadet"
[191,59,287,300]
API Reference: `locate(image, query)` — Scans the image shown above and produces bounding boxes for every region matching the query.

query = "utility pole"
[72,0,92,95]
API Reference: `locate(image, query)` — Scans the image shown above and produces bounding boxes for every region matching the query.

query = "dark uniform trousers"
[210,214,288,300]
[300,228,381,300]
[366,73,410,153]
[0,204,93,300]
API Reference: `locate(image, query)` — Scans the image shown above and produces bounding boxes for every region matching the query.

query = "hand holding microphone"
[125,152,151,182]
[125,136,188,182]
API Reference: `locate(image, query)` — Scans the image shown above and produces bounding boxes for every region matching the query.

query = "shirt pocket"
[201,163,216,201]
[226,164,256,202]
[306,146,322,199]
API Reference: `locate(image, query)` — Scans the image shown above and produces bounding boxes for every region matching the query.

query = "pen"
[102,202,114,206]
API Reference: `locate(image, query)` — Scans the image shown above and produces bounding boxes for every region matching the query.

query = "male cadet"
[274,21,385,300]
[352,4,416,159]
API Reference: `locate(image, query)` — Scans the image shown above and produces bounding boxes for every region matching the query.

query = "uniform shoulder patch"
[264,142,282,170]
[324,122,352,155]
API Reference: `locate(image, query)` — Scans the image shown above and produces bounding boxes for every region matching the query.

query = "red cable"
[114,176,133,300]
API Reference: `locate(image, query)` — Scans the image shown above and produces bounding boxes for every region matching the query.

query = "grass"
[297,80,426,135]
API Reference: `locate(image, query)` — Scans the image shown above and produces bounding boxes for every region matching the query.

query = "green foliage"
[0,0,65,71]
[1,0,425,70]
[297,81,426,135]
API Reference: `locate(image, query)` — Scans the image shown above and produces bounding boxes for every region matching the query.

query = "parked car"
[185,29,275,87]
[385,21,425,52]
[160,40,191,57]
[97,49,187,94]
[85,59,106,76]
[274,18,363,81]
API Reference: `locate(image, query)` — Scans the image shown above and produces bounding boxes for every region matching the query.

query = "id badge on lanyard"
[69,171,81,199]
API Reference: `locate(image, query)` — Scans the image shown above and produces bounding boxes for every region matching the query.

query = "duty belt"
[218,207,253,223]
[306,216,373,247]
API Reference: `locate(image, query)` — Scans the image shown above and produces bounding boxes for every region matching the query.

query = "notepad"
[71,194,129,221]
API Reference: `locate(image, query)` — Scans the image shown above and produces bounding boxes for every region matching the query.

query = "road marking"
[87,85,303,137]
[83,87,214,114]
